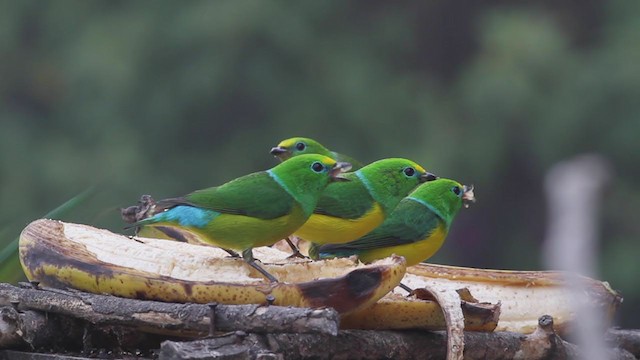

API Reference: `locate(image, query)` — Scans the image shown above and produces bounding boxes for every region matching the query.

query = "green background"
[1,1,638,327]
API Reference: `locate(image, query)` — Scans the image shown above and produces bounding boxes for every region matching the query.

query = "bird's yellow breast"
[205,212,304,249]
[294,203,385,245]
[357,223,448,266]
[143,204,308,251]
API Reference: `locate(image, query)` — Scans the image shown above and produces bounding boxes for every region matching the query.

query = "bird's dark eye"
[296,142,306,151]
[403,167,415,177]
[452,186,461,196]
[311,162,324,173]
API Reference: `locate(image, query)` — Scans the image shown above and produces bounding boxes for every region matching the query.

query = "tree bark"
[160,321,638,360]
[2,282,639,359]
[0,282,339,340]
[608,329,640,358]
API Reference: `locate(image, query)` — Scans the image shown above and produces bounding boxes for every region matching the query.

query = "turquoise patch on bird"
[155,205,219,228]
[354,170,374,194]
[319,250,355,259]
[267,169,295,199]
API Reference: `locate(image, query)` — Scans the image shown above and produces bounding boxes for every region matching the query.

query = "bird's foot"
[283,237,308,260]
[286,250,308,259]
[243,249,279,283]
[223,249,241,258]
[249,262,279,283]
[398,282,415,297]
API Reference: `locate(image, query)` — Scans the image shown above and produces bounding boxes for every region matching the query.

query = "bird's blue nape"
[154,205,219,228]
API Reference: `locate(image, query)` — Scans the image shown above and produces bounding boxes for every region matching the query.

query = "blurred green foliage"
[0,188,93,282]
[1,1,638,326]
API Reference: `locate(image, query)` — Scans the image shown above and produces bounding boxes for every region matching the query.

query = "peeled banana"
[19,219,406,314]
[342,263,622,333]
[19,220,621,332]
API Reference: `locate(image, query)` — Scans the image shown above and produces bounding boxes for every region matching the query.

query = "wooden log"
[0,306,82,350]
[2,289,640,360]
[0,283,340,340]
[0,305,167,357]
[0,350,99,360]
[0,305,24,348]
[160,317,637,360]
[607,329,640,357]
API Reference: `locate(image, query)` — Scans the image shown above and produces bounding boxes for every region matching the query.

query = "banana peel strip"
[344,263,621,333]
[19,219,406,314]
[18,220,621,334]
[341,290,500,332]
[416,287,466,360]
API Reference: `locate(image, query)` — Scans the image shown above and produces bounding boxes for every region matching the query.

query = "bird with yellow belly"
[294,158,437,248]
[310,178,475,266]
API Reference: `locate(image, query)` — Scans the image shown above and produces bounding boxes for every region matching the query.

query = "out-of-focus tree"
[0,0,638,326]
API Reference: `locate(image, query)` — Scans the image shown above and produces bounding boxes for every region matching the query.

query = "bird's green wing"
[180,172,295,219]
[313,176,374,219]
[318,200,441,252]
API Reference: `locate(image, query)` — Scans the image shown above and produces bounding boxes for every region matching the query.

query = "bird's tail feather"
[308,242,358,260]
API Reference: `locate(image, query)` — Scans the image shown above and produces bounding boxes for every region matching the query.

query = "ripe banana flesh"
[19,219,406,314]
[19,220,621,332]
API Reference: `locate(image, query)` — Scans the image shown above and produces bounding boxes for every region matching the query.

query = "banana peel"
[342,263,622,333]
[341,289,500,332]
[19,220,622,333]
[19,219,405,314]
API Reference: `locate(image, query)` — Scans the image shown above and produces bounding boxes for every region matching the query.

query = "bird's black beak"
[462,185,476,208]
[270,146,287,155]
[270,146,290,158]
[329,162,352,182]
[419,172,438,183]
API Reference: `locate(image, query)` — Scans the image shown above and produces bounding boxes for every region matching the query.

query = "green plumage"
[311,178,474,266]
[271,137,364,170]
[313,173,373,219]
[319,199,441,251]
[328,151,363,171]
[130,154,348,282]
[153,172,295,220]
[294,158,436,245]
[316,158,432,218]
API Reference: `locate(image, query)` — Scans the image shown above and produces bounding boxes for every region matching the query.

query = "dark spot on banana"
[299,267,383,313]
[182,283,193,296]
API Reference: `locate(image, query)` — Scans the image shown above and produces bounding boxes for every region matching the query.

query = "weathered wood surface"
[0,350,113,360]
[160,319,640,360]
[0,282,339,340]
[1,282,639,359]
[609,329,640,358]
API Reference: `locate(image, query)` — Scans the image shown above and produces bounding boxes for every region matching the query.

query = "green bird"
[128,154,351,282]
[309,178,475,266]
[270,137,364,170]
[294,158,437,247]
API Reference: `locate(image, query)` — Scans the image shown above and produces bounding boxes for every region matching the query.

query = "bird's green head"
[357,158,437,213]
[270,137,334,162]
[270,154,352,215]
[407,178,475,228]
